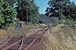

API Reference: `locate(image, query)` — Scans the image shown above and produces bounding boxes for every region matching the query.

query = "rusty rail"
[24,28,48,50]
[18,37,24,50]
[2,39,22,50]
[26,28,45,38]
[0,35,13,49]
[0,27,49,50]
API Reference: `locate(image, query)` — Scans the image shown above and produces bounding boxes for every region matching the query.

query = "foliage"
[52,17,59,26]
[0,0,41,29]
[0,0,16,28]
[45,0,76,26]
[17,0,40,24]
[5,0,40,24]
[3,0,41,24]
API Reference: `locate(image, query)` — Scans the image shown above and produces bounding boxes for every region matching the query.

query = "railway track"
[0,27,49,50]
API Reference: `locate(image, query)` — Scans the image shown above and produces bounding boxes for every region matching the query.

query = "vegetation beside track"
[46,25,76,50]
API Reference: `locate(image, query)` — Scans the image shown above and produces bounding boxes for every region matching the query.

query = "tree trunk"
[26,9,28,25]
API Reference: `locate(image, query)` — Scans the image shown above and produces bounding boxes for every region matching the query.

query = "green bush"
[0,1,16,28]
[52,17,59,26]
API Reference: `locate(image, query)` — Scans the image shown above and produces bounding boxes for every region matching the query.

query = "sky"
[70,0,76,3]
[35,0,76,14]
[34,0,49,14]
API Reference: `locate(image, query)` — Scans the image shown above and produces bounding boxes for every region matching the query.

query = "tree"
[46,0,76,26]
[16,0,40,24]
[0,1,16,28]
[4,0,41,24]
[45,0,71,20]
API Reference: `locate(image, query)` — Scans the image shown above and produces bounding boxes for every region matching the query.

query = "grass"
[1,24,76,50]
[0,24,47,41]
[46,25,76,50]
[0,25,30,42]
